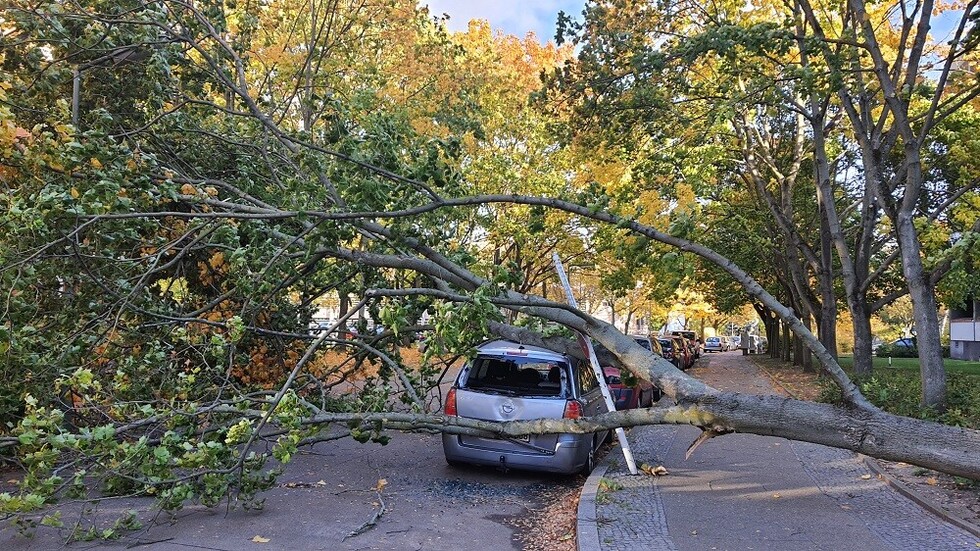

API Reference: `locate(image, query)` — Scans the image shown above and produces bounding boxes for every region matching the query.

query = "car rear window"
[632,337,652,350]
[461,355,566,397]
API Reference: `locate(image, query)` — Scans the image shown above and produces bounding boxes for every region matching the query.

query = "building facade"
[950,299,980,361]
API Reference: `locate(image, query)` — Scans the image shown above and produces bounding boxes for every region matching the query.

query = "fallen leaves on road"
[514,482,579,550]
[251,535,270,543]
[640,463,669,476]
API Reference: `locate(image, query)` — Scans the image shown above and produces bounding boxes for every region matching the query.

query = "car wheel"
[582,436,598,474]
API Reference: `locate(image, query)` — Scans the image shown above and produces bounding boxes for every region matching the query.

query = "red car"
[603,366,660,410]
[660,336,692,370]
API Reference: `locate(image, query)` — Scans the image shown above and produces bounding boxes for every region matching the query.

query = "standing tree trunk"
[851,303,875,377]
[782,320,792,362]
[817,199,838,360]
[768,321,778,358]
[801,314,815,372]
[896,205,947,408]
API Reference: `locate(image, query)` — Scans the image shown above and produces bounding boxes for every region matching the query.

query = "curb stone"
[576,464,608,551]
[862,455,980,539]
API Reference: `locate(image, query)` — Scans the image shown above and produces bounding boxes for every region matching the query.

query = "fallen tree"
[1,0,978,540]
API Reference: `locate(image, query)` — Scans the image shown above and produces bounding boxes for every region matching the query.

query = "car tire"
[582,436,598,474]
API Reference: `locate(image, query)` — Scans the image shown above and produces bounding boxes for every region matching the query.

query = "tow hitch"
[498,455,509,473]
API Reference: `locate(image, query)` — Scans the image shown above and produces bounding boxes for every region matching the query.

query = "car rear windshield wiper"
[466,386,518,396]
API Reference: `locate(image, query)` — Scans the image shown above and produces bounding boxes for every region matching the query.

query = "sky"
[419,2,966,46]
[419,0,585,43]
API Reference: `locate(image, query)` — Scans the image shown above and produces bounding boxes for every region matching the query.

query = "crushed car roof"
[475,339,567,360]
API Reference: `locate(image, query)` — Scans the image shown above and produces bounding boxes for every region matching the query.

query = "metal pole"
[553,253,638,475]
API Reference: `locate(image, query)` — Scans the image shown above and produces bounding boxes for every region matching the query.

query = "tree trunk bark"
[818,202,838,360]
[794,326,804,367]
[782,320,792,362]
[339,293,349,319]
[851,303,875,377]
[895,207,947,409]
[769,319,780,359]
[802,314,815,372]
[669,393,980,480]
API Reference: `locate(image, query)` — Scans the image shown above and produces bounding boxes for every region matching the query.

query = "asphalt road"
[1,430,580,550]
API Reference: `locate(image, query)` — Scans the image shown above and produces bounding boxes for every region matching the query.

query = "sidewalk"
[578,352,980,551]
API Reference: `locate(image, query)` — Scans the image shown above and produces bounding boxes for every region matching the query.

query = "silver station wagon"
[442,339,609,474]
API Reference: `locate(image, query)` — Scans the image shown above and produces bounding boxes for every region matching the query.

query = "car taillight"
[563,400,583,419]
[444,388,457,416]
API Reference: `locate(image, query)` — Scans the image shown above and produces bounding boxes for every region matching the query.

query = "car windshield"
[658,339,672,349]
[632,338,652,350]
[461,355,566,397]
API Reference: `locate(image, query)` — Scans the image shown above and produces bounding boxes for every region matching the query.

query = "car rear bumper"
[442,433,593,474]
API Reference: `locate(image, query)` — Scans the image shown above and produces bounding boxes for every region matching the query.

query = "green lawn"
[836,355,980,375]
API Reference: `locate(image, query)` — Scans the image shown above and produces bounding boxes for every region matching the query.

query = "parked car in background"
[875,337,917,357]
[629,334,664,357]
[442,340,610,474]
[722,336,737,351]
[594,337,663,409]
[704,336,724,353]
[603,366,661,410]
[671,330,701,359]
[670,335,694,370]
[657,337,681,368]
[730,335,741,350]
[746,335,768,354]
[892,337,916,349]
[308,319,333,336]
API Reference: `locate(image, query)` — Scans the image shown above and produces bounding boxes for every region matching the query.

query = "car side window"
[577,361,598,394]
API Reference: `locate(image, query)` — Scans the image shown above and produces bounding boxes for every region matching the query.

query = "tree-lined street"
[1,0,979,544]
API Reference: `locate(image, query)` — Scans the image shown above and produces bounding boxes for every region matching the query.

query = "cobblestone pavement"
[591,352,980,551]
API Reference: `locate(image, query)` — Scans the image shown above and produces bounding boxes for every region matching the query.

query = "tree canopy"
[1,0,979,539]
